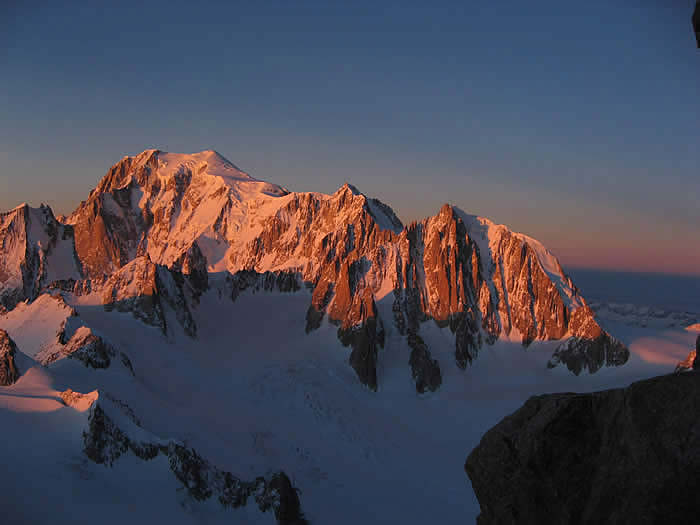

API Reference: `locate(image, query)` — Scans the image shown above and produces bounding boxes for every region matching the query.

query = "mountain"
[0,203,81,310]
[0,149,640,524]
[1,149,627,390]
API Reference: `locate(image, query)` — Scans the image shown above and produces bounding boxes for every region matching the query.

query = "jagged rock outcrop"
[226,269,301,301]
[0,203,81,309]
[547,334,629,375]
[465,372,700,525]
[101,256,196,337]
[172,241,209,299]
[675,350,696,373]
[336,288,385,391]
[60,388,99,411]
[407,331,442,393]
[83,395,307,524]
[547,306,629,374]
[43,326,134,375]
[0,329,20,385]
[45,278,94,296]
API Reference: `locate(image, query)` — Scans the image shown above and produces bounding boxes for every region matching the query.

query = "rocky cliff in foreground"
[465,372,700,524]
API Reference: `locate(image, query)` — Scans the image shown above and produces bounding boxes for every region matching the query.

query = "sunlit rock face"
[0,149,627,391]
[0,329,20,386]
[0,203,81,309]
[465,372,700,524]
[675,350,696,373]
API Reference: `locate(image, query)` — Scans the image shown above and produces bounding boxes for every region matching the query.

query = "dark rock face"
[548,305,629,374]
[172,242,209,299]
[45,278,93,296]
[0,329,20,385]
[465,373,700,525]
[64,328,114,368]
[548,333,629,375]
[227,269,301,301]
[101,256,196,337]
[101,256,165,330]
[407,331,442,393]
[694,334,700,370]
[336,288,385,391]
[41,324,134,375]
[84,398,307,524]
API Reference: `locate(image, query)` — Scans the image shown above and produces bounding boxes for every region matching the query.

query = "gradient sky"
[1,1,698,275]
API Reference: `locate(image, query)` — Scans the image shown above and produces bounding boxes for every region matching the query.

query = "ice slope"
[1,281,691,524]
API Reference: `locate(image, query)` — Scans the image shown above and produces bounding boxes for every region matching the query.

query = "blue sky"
[1,1,698,274]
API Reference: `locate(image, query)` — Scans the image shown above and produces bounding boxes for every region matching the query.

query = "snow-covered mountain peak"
[157,149,277,191]
[0,202,81,309]
[335,182,362,196]
[450,206,581,310]
[100,149,288,199]
[328,183,403,234]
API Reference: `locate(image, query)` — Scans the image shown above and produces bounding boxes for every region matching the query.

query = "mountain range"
[0,149,627,390]
[0,149,636,524]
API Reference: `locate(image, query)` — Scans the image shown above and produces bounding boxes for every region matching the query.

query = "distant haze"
[1,1,698,275]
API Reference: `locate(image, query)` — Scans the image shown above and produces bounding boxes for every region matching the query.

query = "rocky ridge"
[43,325,135,375]
[82,393,307,524]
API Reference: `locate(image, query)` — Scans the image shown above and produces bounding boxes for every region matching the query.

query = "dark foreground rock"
[465,372,700,525]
